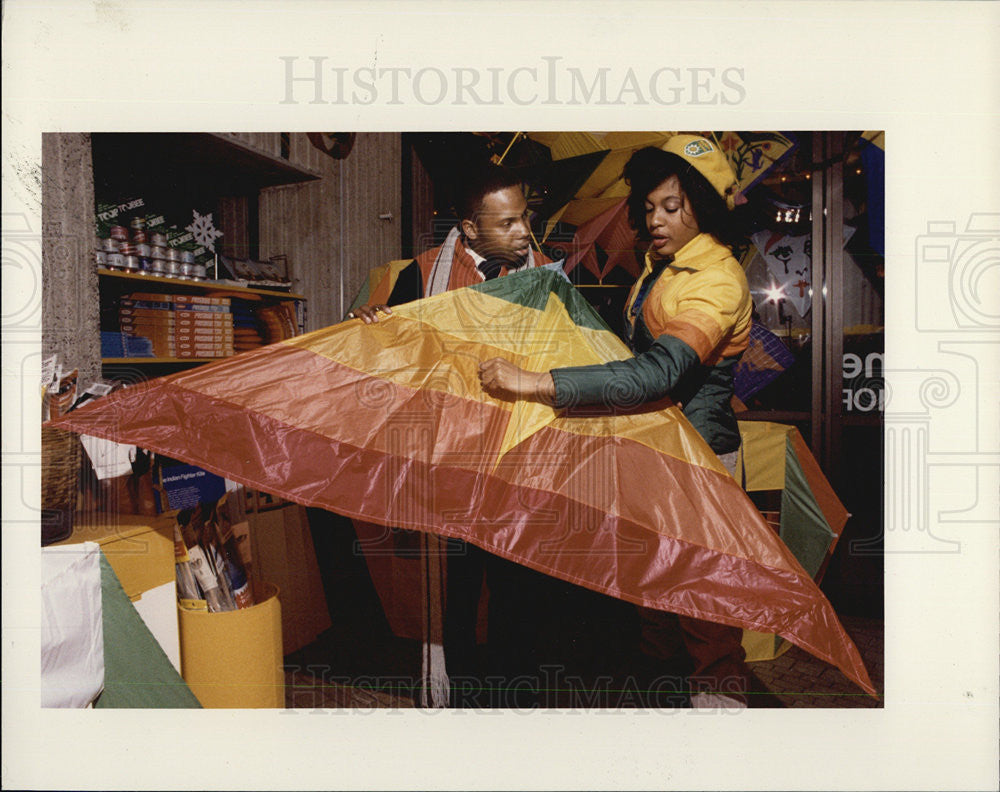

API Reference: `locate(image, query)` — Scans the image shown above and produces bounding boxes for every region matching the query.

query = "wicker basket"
[41,426,81,545]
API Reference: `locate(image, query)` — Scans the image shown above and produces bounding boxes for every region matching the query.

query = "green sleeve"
[550,333,700,409]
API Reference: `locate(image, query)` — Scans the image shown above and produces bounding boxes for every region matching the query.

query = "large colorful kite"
[51,267,874,695]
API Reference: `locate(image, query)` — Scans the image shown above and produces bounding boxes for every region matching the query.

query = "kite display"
[737,420,851,661]
[751,226,856,318]
[860,131,885,256]
[515,132,796,283]
[50,267,874,695]
[733,322,796,404]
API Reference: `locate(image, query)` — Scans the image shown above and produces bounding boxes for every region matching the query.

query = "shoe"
[690,691,747,710]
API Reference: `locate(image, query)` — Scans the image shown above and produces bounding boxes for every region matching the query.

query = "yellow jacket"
[625,233,752,365]
[552,232,752,454]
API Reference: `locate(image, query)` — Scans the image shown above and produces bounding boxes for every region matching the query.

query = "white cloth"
[426,227,464,296]
[41,542,104,707]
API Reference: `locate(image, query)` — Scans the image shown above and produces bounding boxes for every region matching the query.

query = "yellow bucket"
[178,582,284,708]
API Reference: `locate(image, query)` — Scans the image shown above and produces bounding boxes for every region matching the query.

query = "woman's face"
[644,175,700,260]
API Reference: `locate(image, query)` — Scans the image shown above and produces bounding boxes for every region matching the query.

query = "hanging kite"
[751,225,857,318]
[49,267,874,696]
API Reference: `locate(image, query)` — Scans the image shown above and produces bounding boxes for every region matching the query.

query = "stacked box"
[100,331,155,358]
[95,198,216,269]
[116,292,235,358]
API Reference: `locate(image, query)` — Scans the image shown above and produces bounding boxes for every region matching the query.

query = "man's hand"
[346,304,392,324]
[478,357,556,403]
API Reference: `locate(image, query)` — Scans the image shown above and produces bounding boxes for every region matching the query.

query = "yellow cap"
[661,134,740,209]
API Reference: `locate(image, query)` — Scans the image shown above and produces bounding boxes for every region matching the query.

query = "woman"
[478,135,766,708]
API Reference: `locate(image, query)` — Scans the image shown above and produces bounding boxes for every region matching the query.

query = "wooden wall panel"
[290,133,316,171]
[259,133,401,331]
[340,133,403,319]
[304,136,323,171]
[217,196,250,259]
[216,132,331,174]
[218,132,283,161]
[410,144,436,256]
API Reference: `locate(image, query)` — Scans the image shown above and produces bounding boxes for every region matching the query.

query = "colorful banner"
[718,131,797,192]
[733,322,796,403]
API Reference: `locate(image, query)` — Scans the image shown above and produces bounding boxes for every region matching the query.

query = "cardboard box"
[55,512,175,600]
[120,323,234,340]
[173,310,232,323]
[175,350,233,359]
[119,307,173,319]
[175,327,235,339]
[126,292,231,306]
[119,317,177,330]
[248,503,331,656]
[175,342,233,353]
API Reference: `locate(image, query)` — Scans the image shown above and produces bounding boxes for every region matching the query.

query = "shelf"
[91,133,321,197]
[97,269,305,300]
[102,357,245,365]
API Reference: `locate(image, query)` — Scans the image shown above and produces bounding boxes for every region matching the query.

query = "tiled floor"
[293,509,883,709]
[285,669,416,709]
[749,615,883,707]
[283,612,883,710]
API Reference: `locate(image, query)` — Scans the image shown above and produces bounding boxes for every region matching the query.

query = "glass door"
[740,131,884,614]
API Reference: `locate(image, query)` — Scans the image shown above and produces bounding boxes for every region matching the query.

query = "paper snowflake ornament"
[186,210,224,252]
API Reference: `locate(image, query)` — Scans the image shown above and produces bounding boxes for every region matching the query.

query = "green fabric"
[551,332,699,407]
[779,436,837,578]
[93,552,201,709]
[550,333,742,455]
[470,266,613,332]
[347,279,372,315]
[670,355,742,455]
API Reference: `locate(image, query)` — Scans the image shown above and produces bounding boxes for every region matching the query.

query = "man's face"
[462,186,531,264]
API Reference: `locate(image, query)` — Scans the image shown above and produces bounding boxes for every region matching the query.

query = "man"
[348,164,555,707]
[349,164,547,320]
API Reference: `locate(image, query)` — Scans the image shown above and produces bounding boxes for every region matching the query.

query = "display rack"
[93,133,314,377]
[98,268,306,302]
[99,269,306,374]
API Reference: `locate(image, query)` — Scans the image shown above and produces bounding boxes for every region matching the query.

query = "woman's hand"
[346,304,392,324]
[478,358,556,403]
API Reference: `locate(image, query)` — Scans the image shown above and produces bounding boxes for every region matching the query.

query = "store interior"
[40,131,884,709]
